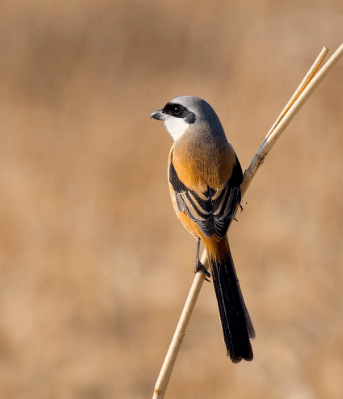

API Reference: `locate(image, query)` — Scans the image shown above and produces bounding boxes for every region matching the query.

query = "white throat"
[164,118,190,141]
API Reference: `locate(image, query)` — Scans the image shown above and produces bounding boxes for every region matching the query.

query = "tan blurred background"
[0,1,343,398]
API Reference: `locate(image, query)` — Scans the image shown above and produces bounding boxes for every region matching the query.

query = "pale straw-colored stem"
[153,250,208,398]
[264,46,329,142]
[242,43,343,197]
[153,43,343,399]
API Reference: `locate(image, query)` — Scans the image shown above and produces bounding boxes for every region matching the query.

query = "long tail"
[207,239,255,363]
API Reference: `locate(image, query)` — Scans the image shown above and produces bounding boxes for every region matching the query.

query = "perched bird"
[151,96,255,363]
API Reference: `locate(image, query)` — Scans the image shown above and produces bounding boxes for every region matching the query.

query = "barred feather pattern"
[169,160,241,238]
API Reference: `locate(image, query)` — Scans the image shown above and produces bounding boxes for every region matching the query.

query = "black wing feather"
[169,159,243,238]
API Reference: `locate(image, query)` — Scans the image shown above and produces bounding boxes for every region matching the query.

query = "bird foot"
[194,261,211,282]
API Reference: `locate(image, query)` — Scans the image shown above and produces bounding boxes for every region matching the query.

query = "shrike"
[151,95,255,363]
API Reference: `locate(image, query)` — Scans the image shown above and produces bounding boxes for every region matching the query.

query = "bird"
[150,95,255,363]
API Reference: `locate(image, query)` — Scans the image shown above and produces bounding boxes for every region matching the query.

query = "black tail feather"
[210,254,255,363]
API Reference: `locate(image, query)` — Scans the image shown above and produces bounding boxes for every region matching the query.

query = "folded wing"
[169,159,242,238]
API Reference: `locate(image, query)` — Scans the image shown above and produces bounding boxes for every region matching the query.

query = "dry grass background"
[0,1,343,398]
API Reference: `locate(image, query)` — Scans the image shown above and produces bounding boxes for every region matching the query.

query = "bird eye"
[172,106,182,116]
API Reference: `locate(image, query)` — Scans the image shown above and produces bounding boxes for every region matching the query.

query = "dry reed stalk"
[153,43,343,399]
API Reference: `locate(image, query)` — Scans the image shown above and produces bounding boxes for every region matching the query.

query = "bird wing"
[169,157,242,238]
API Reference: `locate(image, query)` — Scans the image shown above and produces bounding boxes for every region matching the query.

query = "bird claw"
[194,260,211,281]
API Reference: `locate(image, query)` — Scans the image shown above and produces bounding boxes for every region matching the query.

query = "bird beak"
[150,109,166,120]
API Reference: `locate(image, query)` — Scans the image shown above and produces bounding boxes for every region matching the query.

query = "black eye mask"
[163,102,196,124]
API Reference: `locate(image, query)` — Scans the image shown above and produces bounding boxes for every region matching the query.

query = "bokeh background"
[0,1,343,398]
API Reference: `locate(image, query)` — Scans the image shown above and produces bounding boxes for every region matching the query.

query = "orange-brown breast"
[171,125,236,199]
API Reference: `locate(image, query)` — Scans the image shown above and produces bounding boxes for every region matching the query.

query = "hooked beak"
[150,109,166,120]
